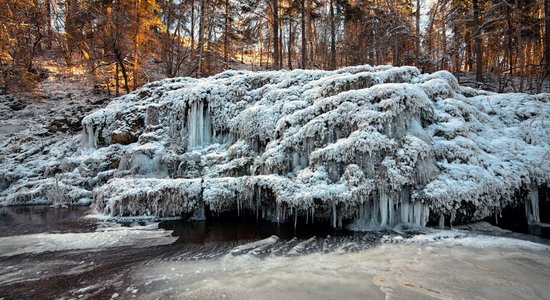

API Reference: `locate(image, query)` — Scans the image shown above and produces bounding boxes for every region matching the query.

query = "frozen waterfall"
[186,100,212,149]
[64,65,550,230]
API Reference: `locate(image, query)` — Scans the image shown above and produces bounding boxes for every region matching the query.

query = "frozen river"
[0,206,549,299]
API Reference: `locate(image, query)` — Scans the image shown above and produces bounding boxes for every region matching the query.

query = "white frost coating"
[3,66,547,229]
[80,66,549,227]
[92,178,202,217]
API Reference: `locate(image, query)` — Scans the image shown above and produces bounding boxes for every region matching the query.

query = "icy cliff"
[2,65,549,228]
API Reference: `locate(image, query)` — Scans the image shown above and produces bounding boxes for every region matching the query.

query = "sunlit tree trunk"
[279,8,283,69]
[190,0,195,51]
[273,0,280,70]
[163,0,174,77]
[415,0,420,66]
[515,0,524,91]
[259,17,264,68]
[197,0,206,77]
[132,0,141,90]
[206,14,213,74]
[44,0,51,49]
[64,0,78,63]
[288,15,293,69]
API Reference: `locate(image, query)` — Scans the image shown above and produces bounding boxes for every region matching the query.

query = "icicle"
[401,200,410,224]
[332,202,337,228]
[379,189,388,227]
[388,194,394,226]
[413,201,422,227]
[187,100,212,149]
[525,183,540,225]
[292,152,300,171]
[277,203,280,225]
[400,186,411,224]
[439,214,445,229]
[450,211,456,229]
[422,204,429,227]
[84,123,98,148]
[294,208,298,230]
[256,192,260,221]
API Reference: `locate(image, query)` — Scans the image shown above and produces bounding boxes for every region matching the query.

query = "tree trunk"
[473,0,483,82]
[65,0,78,54]
[440,0,447,70]
[197,0,206,77]
[206,14,213,74]
[279,10,283,69]
[44,0,52,49]
[115,61,120,96]
[415,0,420,66]
[307,0,313,68]
[545,0,550,72]
[330,0,336,70]
[507,5,513,82]
[288,16,293,69]
[273,0,280,70]
[163,0,173,77]
[516,0,524,91]
[301,0,307,68]
[259,17,263,68]
[190,0,195,51]
[115,49,130,93]
[132,0,141,90]
[224,0,229,70]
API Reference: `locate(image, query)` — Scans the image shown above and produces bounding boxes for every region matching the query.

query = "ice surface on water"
[128,231,550,300]
[0,223,177,257]
[2,65,549,229]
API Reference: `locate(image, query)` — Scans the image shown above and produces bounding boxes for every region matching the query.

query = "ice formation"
[2,65,549,229]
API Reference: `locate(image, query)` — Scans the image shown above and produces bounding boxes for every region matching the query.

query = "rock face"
[79,65,550,228]
[3,65,549,229]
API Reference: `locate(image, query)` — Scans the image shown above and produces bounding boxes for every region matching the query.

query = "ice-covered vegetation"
[1,65,548,229]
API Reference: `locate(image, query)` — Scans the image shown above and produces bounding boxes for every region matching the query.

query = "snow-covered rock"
[2,65,549,229]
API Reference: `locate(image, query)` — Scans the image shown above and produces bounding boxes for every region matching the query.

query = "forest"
[1,0,549,95]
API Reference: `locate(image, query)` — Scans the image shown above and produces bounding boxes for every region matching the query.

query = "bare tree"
[473,0,483,81]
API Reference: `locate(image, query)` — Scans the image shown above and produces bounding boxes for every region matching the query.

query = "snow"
[2,65,549,229]
[385,230,550,251]
[0,223,177,257]
[230,235,280,255]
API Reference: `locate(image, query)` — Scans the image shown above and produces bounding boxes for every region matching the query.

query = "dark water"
[1,206,549,300]
[0,206,383,299]
[0,205,95,237]
[0,205,352,241]
[160,215,354,244]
